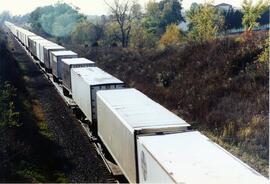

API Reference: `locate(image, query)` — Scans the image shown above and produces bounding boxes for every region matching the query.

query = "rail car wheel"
[63,87,69,97]
[53,75,57,83]
[73,108,85,121]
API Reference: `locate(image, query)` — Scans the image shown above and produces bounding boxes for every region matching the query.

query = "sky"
[0,0,249,16]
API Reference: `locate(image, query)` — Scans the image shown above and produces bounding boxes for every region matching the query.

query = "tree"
[104,21,122,46]
[0,11,29,27]
[186,2,224,42]
[0,11,11,27]
[71,20,99,45]
[241,0,268,32]
[223,9,243,30]
[159,24,182,48]
[0,82,20,128]
[29,6,54,35]
[258,6,270,25]
[142,0,161,34]
[130,21,159,48]
[159,0,184,32]
[186,3,200,32]
[130,23,147,48]
[105,0,140,47]
[29,3,85,37]
[129,3,147,48]
[11,13,30,26]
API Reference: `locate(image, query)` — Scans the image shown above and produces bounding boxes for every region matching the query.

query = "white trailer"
[11,25,19,38]
[96,88,190,183]
[36,39,54,63]
[28,36,45,57]
[61,58,95,95]
[18,29,36,47]
[36,40,56,63]
[71,67,124,126]
[43,45,65,72]
[137,131,269,184]
[6,21,18,37]
[51,50,77,80]
[12,25,19,38]
[16,28,24,43]
[16,28,23,44]
[38,42,58,64]
[15,27,21,39]
[24,33,36,48]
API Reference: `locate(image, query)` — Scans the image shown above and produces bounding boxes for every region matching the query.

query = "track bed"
[7,32,115,183]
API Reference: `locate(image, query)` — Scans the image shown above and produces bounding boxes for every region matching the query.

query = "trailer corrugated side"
[23,31,36,48]
[71,67,124,125]
[16,27,22,42]
[13,26,18,37]
[43,45,65,71]
[10,24,18,37]
[16,28,35,47]
[51,51,78,80]
[96,88,190,183]
[28,36,45,56]
[17,28,23,43]
[12,25,19,38]
[137,131,269,184]
[39,42,58,64]
[36,40,54,62]
[12,26,17,36]
[61,58,95,93]
[11,26,17,36]
[18,28,25,43]
[15,27,19,38]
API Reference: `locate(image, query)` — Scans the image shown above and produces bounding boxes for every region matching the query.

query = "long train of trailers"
[4,21,269,184]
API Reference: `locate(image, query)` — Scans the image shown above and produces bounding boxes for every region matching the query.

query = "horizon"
[0,0,246,16]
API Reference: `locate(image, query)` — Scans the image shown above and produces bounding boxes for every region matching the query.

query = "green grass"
[16,161,47,183]
[38,121,53,140]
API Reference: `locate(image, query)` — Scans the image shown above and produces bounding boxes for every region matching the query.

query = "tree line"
[1,0,269,48]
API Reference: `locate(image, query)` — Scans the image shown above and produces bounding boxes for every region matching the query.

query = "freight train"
[4,21,269,184]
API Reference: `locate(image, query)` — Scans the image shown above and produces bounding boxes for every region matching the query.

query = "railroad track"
[7,30,122,183]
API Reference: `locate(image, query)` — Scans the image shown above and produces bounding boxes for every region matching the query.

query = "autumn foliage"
[159,24,182,48]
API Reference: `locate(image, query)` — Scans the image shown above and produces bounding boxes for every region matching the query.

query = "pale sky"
[0,0,249,16]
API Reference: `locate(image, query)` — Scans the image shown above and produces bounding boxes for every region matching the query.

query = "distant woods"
[0,0,268,48]
[0,11,29,27]
[28,3,86,37]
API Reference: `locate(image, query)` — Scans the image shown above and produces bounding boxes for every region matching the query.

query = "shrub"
[0,82,20,128]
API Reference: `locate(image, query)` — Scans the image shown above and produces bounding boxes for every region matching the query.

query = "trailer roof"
[72,67,123,85]
[35,39,54,44]
[44,44,65,50]
[97,88,190,130]
[40,42,58,47]
[51,50,77,56]
[28,35,44,41]
[138,131,268,184]
[62,58,95,65]
[25,32,36,36]
[19,29,36,36]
